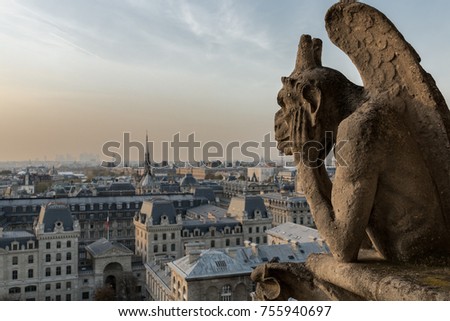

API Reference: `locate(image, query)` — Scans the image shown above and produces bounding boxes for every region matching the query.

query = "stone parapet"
[306,253,450,301]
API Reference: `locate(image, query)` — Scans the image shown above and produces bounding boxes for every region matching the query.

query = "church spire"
[144,131,151,175]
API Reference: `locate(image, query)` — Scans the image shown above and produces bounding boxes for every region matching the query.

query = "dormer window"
[161,215,169,225]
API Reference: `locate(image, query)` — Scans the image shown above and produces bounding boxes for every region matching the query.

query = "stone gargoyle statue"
[275,0,450,264]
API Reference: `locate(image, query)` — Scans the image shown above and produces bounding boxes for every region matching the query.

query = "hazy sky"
[1,0,450,162]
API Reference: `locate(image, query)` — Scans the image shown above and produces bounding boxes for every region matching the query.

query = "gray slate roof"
[108,182,135,191]
[179,174,198,187]
[139,173,157,188]
[182,217,240,233]
[266,222,321,243]
[186,205,227,220]
[228,196,269,219]
[168,242,329,280]
[86,237,133,257]
[140,198,177,225]
[193,187,215,202]
[169,249,252,279]
[38,202,74,232]
[0,231,36,249]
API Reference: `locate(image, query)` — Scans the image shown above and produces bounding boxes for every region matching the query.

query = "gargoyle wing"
[326,1,450,227]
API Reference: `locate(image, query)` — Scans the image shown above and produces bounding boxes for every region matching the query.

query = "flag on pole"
[105,215,110,240]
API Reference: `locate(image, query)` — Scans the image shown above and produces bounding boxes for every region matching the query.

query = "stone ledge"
[306,253,450,301]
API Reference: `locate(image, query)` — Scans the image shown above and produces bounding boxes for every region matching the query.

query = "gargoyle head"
[275,35,355,164]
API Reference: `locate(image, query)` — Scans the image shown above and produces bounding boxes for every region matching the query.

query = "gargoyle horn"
[291,35,323,77]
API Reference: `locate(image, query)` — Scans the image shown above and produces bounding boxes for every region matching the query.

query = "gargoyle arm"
[299,134,379,262]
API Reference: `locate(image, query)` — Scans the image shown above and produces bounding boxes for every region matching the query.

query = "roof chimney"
[189,250,202,264]
[251,243,258,256]
[290,240,299,251]
[225,248,238,258]
[185,242,205,263]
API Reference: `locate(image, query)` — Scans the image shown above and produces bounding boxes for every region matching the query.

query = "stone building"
[168,247,251,301]
[0,193,213,265]
[147,240,329,301]
[221,180,279,199]
[247,166,276,183]
[136,172,158,195]
[134,195,272,265]
[179,173,198,193]
[134,195,273,300]
[0,202,145,301]
[0,202,80,301]
[266,222,322,246]
[83,238,146,300]
[262,193,314,227]
[0,230,40,300]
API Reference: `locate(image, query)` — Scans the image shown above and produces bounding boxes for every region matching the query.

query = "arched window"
[25,285,37,292]
[9,287,21,294]
[220,285,232,301]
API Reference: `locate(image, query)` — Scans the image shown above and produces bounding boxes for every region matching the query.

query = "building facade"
[0,202,80,301]
[134,196,272,265]
[0,202,145,301]
[135,195,274,300]
[262,193,314,227]
[0,193,212,265]
[221,181,279,199]
[156,240,329,301]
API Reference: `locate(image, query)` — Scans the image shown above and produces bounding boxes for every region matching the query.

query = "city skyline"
[2,0,450,162]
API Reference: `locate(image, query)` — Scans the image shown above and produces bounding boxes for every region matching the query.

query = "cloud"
[177,0,271,50]
[0,0,105,60]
